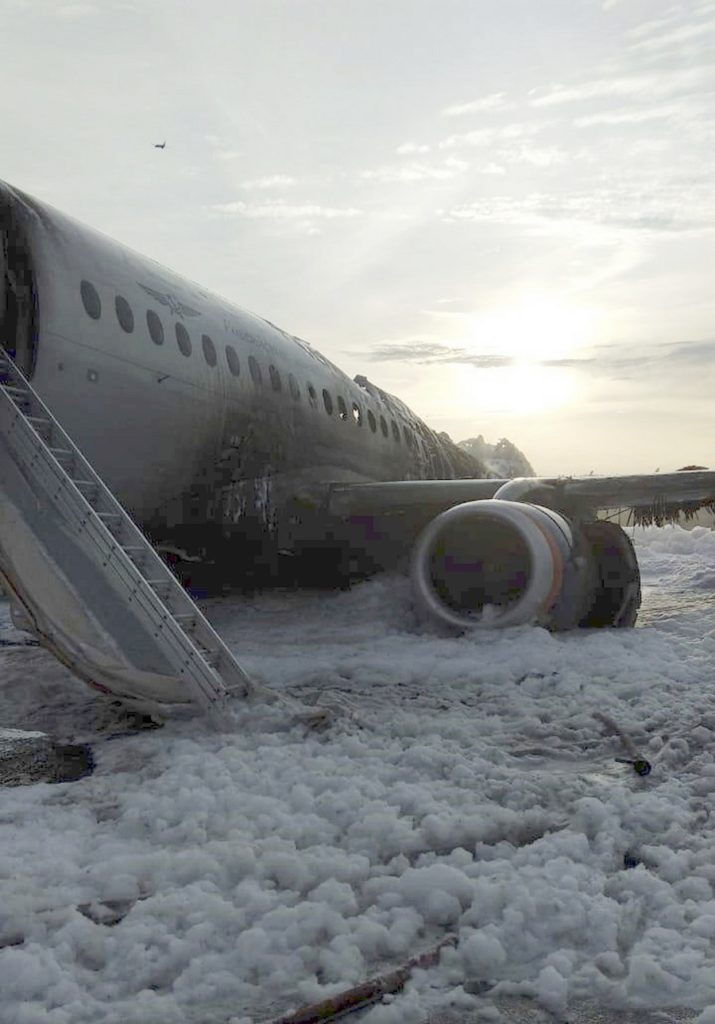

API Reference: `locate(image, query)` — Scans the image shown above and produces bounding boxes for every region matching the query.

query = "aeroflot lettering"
[222,318,275,353]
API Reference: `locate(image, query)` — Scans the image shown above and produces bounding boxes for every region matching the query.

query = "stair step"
[145,578,172,595]
[27,415,51,433]
[74,479,100,501]
[122,546,147,564]
[3,385,30,399]
[0,351,254,713]
[97,513,123,537]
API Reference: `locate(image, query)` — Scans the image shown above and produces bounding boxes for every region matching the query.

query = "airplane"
[1,178,714,705]
[154,142,166,150]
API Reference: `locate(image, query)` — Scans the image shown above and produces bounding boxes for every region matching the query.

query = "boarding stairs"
[0,352,260,718]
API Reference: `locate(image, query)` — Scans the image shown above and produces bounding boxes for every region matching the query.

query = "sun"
[458,296,598,362]
[446,295,599,416]
[454,362,579,415]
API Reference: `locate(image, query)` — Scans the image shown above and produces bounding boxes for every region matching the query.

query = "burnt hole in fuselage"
[1,204,38,375]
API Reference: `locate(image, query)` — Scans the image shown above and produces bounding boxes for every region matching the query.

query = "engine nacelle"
[410,499,641,631]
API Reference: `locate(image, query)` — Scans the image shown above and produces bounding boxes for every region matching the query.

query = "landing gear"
[579,521,641,628]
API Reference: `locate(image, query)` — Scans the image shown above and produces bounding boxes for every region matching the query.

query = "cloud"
[5,0,122,12]
[438,122,543,151]
[396,142,432,155]
[360,158,468,183]
[442,92,514,117]
[212,200,361,220]
[544,339,715,380]
[365,340,513,367]
[210,149,242,162]
[529,67,711,107]
[439,183,714,234]
[438,129,493,150]
[236,175,298,189]
[628,16,715,53]
[626,14,682,41]
[57,3,96,14]
[573,103,697,127]
[655,339,715,365]
[363,337,715,387]
[502,145,567,167]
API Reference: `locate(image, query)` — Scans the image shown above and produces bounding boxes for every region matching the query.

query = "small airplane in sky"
[154,141,166,150]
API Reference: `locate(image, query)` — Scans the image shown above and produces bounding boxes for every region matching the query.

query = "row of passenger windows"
[80,279,420,448]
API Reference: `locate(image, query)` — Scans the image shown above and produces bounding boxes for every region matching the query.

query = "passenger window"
[146,309,164,345]
[380,415,388,437]
[403,426,412,447]
[80,280,101,320]
[322,389,333,414]
[391,420,400,443]
[269,364,282,392]
[225,345,241,376]
[352,402,362,426]
[249,355,263,385]
[337,396,348,421]
[367,410,377,433]
[288,373,300,400]
[115,295,134,333]
[307,383,317,406]
[175,323,192,356]
[202,334,217,367]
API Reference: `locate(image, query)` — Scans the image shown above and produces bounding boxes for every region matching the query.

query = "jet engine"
[410,498,641,631]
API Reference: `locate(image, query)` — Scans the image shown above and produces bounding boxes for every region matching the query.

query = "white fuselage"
[0,182,481,565]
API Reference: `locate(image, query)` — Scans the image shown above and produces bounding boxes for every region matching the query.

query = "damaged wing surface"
[326,470,715,524]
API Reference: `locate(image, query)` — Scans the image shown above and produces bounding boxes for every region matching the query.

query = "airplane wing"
[326,469,715,526]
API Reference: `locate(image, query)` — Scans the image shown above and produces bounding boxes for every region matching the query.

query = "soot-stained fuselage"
[0,181,484,581]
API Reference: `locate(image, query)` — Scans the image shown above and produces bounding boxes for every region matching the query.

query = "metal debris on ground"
[593,712,653,777]
[267,934,457,1023]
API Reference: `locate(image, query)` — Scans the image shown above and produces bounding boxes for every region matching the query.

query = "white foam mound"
[0,524,713,1022]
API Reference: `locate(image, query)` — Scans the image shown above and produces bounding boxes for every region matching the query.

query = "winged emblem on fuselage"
[138,283,200,319]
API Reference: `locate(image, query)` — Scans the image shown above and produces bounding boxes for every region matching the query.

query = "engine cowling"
[410,499,641,631]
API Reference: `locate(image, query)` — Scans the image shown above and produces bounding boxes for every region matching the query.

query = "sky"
[1,0,713,475]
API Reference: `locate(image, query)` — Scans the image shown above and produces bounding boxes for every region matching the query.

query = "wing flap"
[555,470,715,525]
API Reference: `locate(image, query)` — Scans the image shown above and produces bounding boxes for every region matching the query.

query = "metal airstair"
[0,352,265,718]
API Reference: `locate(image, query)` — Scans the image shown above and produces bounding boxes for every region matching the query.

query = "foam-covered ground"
[1,525,714,1024]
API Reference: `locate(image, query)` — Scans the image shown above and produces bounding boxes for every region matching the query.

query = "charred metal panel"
[0,185,38,377]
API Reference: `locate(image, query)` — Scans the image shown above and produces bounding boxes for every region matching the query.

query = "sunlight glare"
[438,295,598,415]
[458,296,598,362]
[454,363,579,416]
